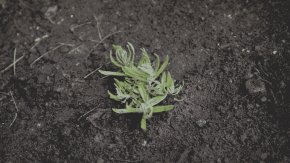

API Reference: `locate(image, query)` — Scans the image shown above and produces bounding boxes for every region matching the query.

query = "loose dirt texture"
[1,0,290,162]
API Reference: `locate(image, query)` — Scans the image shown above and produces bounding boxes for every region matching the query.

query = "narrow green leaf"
[110,51,122,67]
[146,95,167,108]
[122,66,148,82]
[153,53,160,71]
[138,63,155,76]
[112,106,141,114]
[108,90,121,101]
[138,83,149,102]
[153,105,174,113]
[138,48,151,66]
[98,70,126,76]
[166,72,174,90]
[155,55,169,78]
[127,42,135,65]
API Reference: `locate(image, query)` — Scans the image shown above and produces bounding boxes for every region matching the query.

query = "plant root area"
[1,0,290,162]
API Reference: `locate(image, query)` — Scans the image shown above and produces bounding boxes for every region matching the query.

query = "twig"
[30,34,49,50]
[70,21,92,32]
[13,48,17,76]
[77,107,97,121]
[89,30,124,53]
[270,89,278,105]
[94,15,103,40]
[30,43,74,67]
[0,55,24,74]
[84,65,103,79]
[9,91,19,128]
[68,44,82,54]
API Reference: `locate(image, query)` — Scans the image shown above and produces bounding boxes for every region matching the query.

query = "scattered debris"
[196,119,207,127]
[30,43,74,67]
[45,5,58,24]
[30,34,49,50]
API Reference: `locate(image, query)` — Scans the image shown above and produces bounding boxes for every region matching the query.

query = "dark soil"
[1,0,290,162]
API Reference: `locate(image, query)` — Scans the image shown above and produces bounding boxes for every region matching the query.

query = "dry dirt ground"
[0,0,290,162]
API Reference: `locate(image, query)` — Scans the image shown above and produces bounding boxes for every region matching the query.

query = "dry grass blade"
[77,107,97,121]
[84,65,103,79]
[13,48,17,76]
[89,30,124,53]
[9,91,19,128]
[0,55,24,74]
[30,43,74,67]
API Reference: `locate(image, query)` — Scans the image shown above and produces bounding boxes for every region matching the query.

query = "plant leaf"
[138,83,149,102]
[145,95,167,108]
[155,55,169,78]
[108,90,121,101]
[127,42,135,65]
[166,72,174,91]
[138,48,151,66]
[153,105,174,113]
[122,66,148,82]
[138,63,155,76]
[153,53,160,71]
[110,51,122,67]
[112,106,141,114]
[98,70,126,76]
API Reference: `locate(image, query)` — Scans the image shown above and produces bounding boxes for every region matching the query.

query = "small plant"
[99,42,183,131]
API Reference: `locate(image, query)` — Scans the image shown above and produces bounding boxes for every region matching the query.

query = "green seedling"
[99,42,183,131]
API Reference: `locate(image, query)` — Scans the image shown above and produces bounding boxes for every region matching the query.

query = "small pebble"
[196,119,207,127]
[245,79,266,94]
[261,153,268,160]
[97,158,105,163]
[142,140,147,146]
[273,50,278,54]
[261,96,267,102]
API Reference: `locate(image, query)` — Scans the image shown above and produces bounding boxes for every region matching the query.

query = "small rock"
[240,133,247,143]
[255,45,262,51]
[142,140,147,146]
[62,127,72,136]
[261,96,267,102]
[244,72,254,79]
[196,119,207,127]
[45,5,58,19]
[97,158,105,163]
[280,81,286,88]
[261,153,268,160]
[59,46,70,53]
[245,79,266,94]
[272,50,278,54]
[94,134,104,143]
